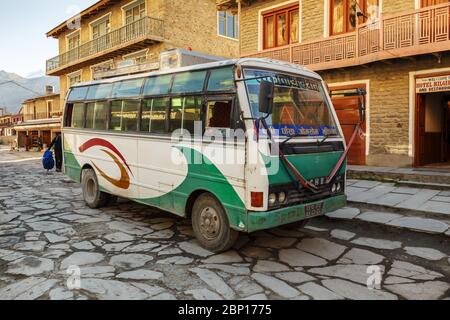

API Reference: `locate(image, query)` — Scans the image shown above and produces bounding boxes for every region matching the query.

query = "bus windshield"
[245,69,339,138]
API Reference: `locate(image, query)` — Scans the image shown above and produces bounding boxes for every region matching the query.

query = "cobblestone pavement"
[0,152,449,300]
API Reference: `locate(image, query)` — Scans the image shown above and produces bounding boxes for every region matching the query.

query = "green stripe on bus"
[135,147,247,230]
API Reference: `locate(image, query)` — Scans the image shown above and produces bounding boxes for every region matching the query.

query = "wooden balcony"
[46,16,165,76]
[244,3,450,71]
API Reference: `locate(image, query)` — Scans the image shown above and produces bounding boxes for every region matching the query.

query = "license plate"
[305,203,324,218]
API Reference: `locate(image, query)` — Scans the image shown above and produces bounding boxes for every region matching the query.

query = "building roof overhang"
[46,0,121,38]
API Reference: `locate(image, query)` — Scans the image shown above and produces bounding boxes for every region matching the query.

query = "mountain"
[0,71,60,114]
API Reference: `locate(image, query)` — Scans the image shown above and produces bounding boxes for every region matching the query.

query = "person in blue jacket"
[48,133,62,172]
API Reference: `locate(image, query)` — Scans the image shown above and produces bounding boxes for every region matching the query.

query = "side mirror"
[259,80,274,115]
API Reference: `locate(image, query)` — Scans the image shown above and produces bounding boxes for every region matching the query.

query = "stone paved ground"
[0,151,449,300]
[346,180,450,216]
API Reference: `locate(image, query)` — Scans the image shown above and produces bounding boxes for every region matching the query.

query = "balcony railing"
[244,3,450,71]
[46,16,164,74]
[23,112,62,122]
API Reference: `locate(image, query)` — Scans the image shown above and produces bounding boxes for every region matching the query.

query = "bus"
[62,58,350,253]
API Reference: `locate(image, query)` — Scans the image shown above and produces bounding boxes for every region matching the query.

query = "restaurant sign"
[416,74,450,94]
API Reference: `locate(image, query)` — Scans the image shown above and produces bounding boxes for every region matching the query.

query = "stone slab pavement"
[0,153,449,300]
[346,180,450,216]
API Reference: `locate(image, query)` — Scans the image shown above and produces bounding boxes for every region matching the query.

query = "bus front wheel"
[81,168,110,209]
[192,194,238,253]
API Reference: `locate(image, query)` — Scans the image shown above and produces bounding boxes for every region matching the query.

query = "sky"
[0,0,98,78]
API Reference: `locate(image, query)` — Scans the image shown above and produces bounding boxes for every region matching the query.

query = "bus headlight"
[278,192,287,203]
[336,182,342,192]
[269,193,277,206]
[331,184,338,193]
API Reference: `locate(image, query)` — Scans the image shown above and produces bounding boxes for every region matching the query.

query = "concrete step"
[348,166,450,185]
[396,180,450,191]
[324,206,450,238]
[346,180,450,221]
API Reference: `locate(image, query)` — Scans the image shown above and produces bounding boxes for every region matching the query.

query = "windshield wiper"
[317,134,332,146]
[281,134,310,146]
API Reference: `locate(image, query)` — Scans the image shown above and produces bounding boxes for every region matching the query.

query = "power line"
[0,80,43,96]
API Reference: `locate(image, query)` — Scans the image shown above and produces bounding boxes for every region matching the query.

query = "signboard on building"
[416,74,450,94]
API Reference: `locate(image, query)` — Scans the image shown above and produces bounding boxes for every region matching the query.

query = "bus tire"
[81,168,109,209]
[192,194,238,253]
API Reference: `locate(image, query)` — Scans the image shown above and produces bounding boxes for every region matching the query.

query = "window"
[207,67,235,91]
[68,86,89,101]
[206,101,232,129]
[421,0,449,7]
[110,100,140,132]
[218,11,239,39]
[92,16,110,39]
[47,101,54,117]
[170,97,202,133]
[112,79,145,98]
[125,0,146,25]
[263,5,299,49]
[68,72,82,87]
[67,31,80,50]
[86,83,113,100]
[172,71,207,94]
[141,98,169,134]
[123,50,148,65]
[143,75,172,96]
[330,0,379,35]
[85,102,108,130]
[71,103,85,128]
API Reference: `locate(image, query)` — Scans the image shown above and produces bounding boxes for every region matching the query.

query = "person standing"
[25,135,30,152]
[48,133,62,172]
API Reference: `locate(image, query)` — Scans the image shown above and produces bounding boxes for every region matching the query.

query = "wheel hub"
[199,207,220,240]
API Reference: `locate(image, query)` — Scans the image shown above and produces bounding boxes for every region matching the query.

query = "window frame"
[329,0,380,36]
[123,0,146,25]
[218,11,239,40]
[262,4,300,50]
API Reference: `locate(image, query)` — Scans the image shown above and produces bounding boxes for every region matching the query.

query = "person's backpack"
[42,150,55,171]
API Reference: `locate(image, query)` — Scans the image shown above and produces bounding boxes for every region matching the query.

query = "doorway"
[415,92,450,168]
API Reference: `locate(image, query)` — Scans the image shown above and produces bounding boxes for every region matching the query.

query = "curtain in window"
[332,0,344,34]
[276,14,288,46]
[265,16,275,48]
[290,10,299,44]
[366,0,379,22]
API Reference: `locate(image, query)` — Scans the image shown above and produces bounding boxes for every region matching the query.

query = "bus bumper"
[246,195,347,233]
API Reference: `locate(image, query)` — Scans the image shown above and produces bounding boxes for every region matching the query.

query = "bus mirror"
[259,80,274,115]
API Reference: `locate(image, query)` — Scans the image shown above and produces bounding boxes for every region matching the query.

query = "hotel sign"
[416,74,450,93]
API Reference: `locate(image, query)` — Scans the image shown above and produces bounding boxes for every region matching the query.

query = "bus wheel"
[81,169,109,209]
[192,194,238,253]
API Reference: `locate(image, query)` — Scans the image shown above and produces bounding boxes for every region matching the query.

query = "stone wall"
[56,0,238,99]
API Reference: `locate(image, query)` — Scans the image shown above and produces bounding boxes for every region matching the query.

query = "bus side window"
[206,101,232,128]
[110,100,139,132]
[72,103,86,128]
[64,104,73,127]
[170,97,202,134]
[141,98,169,134]
[86,102,108,130]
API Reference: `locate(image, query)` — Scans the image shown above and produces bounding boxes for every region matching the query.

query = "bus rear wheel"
[192,194,238,253]
[82,168,110,209]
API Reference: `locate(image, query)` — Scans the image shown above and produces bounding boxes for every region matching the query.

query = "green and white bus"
[62,58,349,252]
